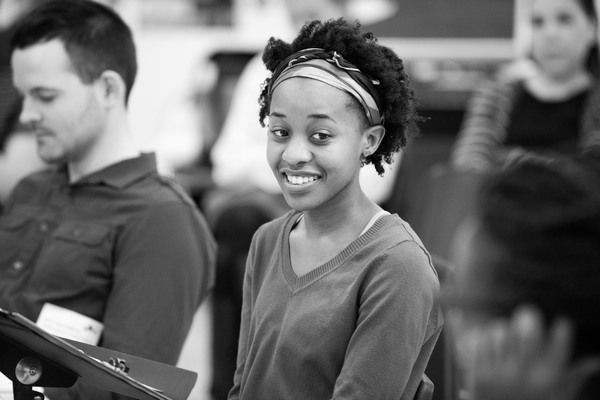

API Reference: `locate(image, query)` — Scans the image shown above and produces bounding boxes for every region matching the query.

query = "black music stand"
[0,308,197,400]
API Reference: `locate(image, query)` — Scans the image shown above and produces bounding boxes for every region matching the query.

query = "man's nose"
[19,98,42,129]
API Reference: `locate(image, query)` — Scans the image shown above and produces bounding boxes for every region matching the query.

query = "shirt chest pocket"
[54,223,111,246]
[34,222,114,291]
[0,215,37,275]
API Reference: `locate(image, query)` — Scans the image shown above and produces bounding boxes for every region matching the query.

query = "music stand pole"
[12,381,44,400]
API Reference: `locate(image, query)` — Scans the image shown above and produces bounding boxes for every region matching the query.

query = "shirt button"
[39,223,49,233]
[13,261,24,271]
[73,229,81,237]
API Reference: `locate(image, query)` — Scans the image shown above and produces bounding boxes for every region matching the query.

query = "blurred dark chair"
[417,164,489,260]
[411,164,490,400]
[425,254,457,400]
[383,132,458,231]
[415,374,435,400]
[382,128,466,400]
[422,166,490,400]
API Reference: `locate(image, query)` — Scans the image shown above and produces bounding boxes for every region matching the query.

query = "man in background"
[0,1,216,398]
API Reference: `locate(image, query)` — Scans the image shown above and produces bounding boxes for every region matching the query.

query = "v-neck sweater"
[230,210,443,400]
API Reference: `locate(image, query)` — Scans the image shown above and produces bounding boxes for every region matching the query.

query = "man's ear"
[96,70,126,108]
[362,124,386,158]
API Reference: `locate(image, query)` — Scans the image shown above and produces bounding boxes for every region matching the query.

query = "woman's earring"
[360,154,367,166]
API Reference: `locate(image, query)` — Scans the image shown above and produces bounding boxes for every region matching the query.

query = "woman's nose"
[282,136,312,165]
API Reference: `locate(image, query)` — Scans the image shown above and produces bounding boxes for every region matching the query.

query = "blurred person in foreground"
[207,2,401,398]
[0,1,216,398]
[445,149,600,400]
[450,0,600,172]
[228,18,441,399]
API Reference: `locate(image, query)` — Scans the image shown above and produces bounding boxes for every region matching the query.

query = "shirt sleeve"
[48,202,216,400]
[331,241,442,400]
[449,80,514,172]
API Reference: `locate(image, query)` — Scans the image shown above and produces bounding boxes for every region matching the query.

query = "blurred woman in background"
[450,0,600,171]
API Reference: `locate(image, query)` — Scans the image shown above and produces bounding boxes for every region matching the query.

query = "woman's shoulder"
[370,215,433,263]
[356,220,440,304]
[373,215,439,280]
[380,214,426,246]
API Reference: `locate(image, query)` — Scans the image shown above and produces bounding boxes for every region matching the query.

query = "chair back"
[414,374,434,400]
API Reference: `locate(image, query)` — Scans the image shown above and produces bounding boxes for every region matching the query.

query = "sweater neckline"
[280,211,395,290]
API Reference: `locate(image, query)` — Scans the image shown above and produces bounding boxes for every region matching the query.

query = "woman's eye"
[531,16,544,28]
[270,128,288,138]
[311,132,331,142]
[557,13,574,25]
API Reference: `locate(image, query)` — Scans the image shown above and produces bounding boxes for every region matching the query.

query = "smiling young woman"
[228,19,443,400]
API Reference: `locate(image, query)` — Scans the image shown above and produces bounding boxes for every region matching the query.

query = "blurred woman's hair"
[576,0,600,77]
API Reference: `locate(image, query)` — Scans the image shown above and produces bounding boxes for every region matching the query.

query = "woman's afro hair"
[258,18,422,175]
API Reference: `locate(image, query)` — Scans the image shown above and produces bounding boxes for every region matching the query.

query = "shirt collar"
[71,152,158,189]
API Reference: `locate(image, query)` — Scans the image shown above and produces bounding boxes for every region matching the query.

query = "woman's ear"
[361,125,386,158]
[96,70,126,108]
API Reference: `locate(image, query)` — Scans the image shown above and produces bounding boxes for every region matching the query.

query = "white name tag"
[0,373,13,398]
[36,303,104,345]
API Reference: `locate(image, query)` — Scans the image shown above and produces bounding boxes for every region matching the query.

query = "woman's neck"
[288,191,383,277]
[299,192,382,240]
[525,70,593,101]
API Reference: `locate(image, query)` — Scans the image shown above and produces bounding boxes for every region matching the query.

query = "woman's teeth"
[286,174,318,185]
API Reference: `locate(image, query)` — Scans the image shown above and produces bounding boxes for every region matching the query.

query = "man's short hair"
[10,0,137,102]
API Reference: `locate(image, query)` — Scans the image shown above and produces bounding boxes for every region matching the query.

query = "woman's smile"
[284,173,321,185]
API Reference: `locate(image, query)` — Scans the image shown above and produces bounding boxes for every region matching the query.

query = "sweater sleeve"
[449,79,515,172]
[331,241,442,400]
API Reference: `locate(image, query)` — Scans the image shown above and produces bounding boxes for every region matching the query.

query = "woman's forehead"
[531,0,586,14]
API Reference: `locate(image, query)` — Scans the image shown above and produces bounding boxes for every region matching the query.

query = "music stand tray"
[0,308,197,400]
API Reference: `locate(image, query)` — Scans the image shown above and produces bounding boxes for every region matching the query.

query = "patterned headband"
[267,48,384,126]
